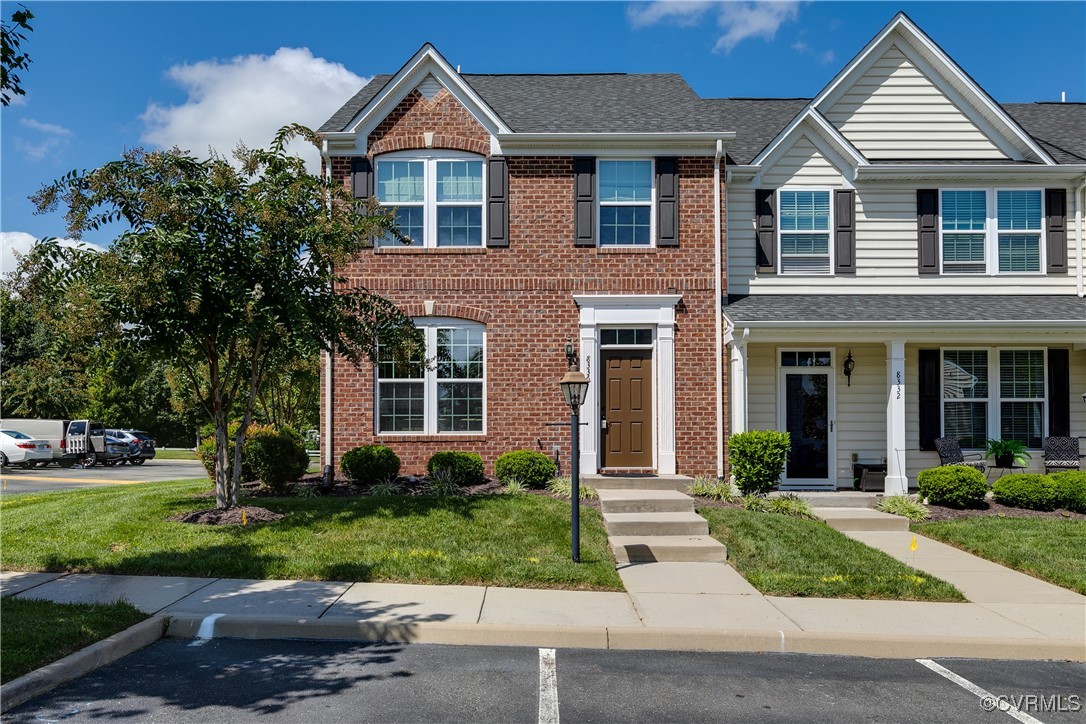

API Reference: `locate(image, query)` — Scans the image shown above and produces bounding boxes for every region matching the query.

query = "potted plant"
[984,439,1032,468]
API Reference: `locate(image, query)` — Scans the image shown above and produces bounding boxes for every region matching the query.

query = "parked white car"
[0,429,53,468]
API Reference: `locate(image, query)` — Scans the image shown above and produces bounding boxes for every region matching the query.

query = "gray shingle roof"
[724,295,1086,325]
[700,98,811,165]
[319,74,392,133]
[1003,103,1086,164]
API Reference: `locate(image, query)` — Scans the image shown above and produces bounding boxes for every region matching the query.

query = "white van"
[0,419,76,467]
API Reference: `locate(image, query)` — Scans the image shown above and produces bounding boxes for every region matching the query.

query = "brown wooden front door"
[601,350,653,468]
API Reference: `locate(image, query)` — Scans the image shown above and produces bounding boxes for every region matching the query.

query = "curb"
[0,616,167,713]
[164,614,1085,662]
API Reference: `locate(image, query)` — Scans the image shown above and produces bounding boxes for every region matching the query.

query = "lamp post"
[560,343,590,563]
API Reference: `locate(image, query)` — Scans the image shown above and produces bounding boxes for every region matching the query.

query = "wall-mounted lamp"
[564,339,578,370]
[843,350,855,387]
[1081,391,1086,406]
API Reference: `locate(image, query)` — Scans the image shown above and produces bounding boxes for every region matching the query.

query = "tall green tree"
[1,4,33,106]
[33,125,422,508]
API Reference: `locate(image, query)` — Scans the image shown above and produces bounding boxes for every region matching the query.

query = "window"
[940,189,1043,274]
[377,321,485,434]
[778,190,831,274]
[599,160,652,246]
[600,328,653,346]
[942,349,1045,449]
[375,154,484,248]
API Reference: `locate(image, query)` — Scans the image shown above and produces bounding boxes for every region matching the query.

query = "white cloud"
[15,118,72,160]
[792,40,835,65]
[0,232,102,278]
[630,0,802,54]
[141,47,368,173]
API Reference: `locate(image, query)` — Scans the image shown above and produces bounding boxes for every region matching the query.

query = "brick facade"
[325,88,726,477]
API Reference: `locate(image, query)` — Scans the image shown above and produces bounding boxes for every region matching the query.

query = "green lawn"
[1,598,148,683]
[0,480,621,590]
[700,508,964,601]
[913,517,1086,595]
[153,449,198,460]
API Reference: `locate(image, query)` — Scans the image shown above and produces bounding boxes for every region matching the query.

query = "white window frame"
[776,187,834,275]
[376,318,486,435]
[940,347,1047,449]
[597,158,655,247]
[374,150,486,249]
[938,188,1046,276]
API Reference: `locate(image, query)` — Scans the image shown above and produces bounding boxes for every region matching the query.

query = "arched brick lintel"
[398,302,493,324]
[368,135,490,158]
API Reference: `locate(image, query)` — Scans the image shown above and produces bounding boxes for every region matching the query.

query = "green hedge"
[340,445,401,485]
[916,465,987,508]
[1050,471,1086,514]
[427,451,484,486]
[494,450,557,489]
[992,474,1059,511]
[246,428,309,494]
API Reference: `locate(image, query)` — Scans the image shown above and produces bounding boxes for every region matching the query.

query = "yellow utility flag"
[242,508,247,526]
[910,535,918,551]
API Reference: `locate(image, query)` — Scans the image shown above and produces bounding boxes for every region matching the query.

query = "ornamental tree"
[32,125,421,508]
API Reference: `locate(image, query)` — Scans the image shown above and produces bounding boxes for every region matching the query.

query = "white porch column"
[729,330,749,436]
[885,340,908,495]
[657,319,677,475]
[579,322,599,476]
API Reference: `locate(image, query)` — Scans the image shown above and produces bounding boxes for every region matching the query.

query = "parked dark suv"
[121,429,157,462]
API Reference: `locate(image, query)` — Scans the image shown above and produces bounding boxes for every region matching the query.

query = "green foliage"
[741,494,770,512]
[984,438,1032,466]
[687,475,739,502]
[768,493,817,519]
[197,422,267,482]
[728,430,791,496]
[1,4,34,107]
[991,474,1060,511]
[367,479,404,497]
[494,450,557,489]
[1050,471,1086,514]
[427,451,484,486]
[246,427,309,494]
[502,479,529,495]
[340,445,401,486]
[916,465,988,508]
[546,476,598,500]
[425,470,463,497]
[876,495,931,522]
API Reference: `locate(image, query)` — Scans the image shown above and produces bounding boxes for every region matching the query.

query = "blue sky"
[2,1,1084,269]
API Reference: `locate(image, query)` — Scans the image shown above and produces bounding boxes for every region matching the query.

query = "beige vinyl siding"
[833,343,889,486]
[824,44,1004,160]
[745,344,778,433]
[760,135,847,189]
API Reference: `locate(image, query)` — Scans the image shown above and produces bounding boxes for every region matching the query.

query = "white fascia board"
[811,14,1054,165]
[750,108,866,171]
[343,44,512,143]
[720,318,1084,332]
[495,132,735,157]
[857,164,1086,182]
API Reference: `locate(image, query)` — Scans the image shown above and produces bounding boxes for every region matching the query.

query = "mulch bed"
[923,501,1086,523]
[167,506,284,525]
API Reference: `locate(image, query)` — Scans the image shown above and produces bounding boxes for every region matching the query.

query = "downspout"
[714,139,725,478]
[1076,177,1085,298]
[321,137,335,470]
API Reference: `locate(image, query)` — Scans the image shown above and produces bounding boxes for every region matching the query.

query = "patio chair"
[1043,436,1081,473]
[934,437,986,472]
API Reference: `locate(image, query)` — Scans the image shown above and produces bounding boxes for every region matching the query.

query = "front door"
[601,350,653,468]
[779,353,835,489]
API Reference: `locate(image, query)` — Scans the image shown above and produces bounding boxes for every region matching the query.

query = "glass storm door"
[779,351,834,489]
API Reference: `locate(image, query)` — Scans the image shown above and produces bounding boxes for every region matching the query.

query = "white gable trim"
[751,109,866,188]
[341,43,512,144]
[811,13,1055,165]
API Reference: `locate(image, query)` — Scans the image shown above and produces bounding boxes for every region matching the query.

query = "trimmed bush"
[916,465,988,508]
[427,451,484,486]
[494,450,557,489]
[728,430,791,496]
[1049,471,1086,513]
[340,445,401,486]
[992,474,1060,511]
[246,428,309,494]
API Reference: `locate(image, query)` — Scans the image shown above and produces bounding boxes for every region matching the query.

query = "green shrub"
[916,465,988,508]
[425,469,463,497]
[992,474,1060,511]
[687,475,739,503]
[426,451,484,486]
[246,427,309,494]
[768,493,817,519]
[876,495,931,522]
[340,445,401,485]
[494,450,557,489]
[1050,471,1086,513]
[728,430,791,496]
[547,476,598,500]
[196,422,270,482]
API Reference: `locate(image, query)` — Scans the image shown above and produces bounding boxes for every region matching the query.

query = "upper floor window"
[778,189,831,274]
[940,189,1043,274]
[599,160,653,246]
[375,153,484,248]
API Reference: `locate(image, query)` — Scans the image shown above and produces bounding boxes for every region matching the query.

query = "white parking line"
[538,648,559,724]
[916,659,1044,724]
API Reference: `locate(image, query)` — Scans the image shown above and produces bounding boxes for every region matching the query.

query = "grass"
[0,598,149,683]
[700,508,964,601]
[0,479,621,590]
[913,517,1086,595]
[153,449,198,460]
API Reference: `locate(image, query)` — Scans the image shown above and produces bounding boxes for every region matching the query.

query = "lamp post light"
[560,343,590,563]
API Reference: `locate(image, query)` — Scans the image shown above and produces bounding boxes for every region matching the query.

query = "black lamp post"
[560,343,590,563]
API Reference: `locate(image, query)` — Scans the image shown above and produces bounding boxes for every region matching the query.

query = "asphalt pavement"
[0,458,206,494]
[4,640,1083,723]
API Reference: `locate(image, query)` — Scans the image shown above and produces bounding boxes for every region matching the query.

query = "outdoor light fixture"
[843,350,855,387]
[559,343,590,563]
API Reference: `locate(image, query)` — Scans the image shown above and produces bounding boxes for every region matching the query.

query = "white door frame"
[776,349,837,490]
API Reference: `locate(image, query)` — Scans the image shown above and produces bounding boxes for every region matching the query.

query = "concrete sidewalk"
[4,536,1083,662]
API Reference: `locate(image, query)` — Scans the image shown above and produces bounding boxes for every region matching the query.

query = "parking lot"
[0,458,208,494]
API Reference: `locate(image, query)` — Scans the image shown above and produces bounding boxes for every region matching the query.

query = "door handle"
[830,420,834,432]
[601,419,609,429]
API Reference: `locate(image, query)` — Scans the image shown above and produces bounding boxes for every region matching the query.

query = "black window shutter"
[656,157,679,247]
[1048,348,1070,437]
[755,189,776,273]
[573,157,596,247]
[1045,189,1068,274]
[917,189,939,275]
[834,189,855,273]
[486,156,509,248]
[351,157,373,199]
[918,349,941,451]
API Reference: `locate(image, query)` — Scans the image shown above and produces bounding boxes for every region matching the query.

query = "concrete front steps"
[596,478,727,564]
[816,507,908,532]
